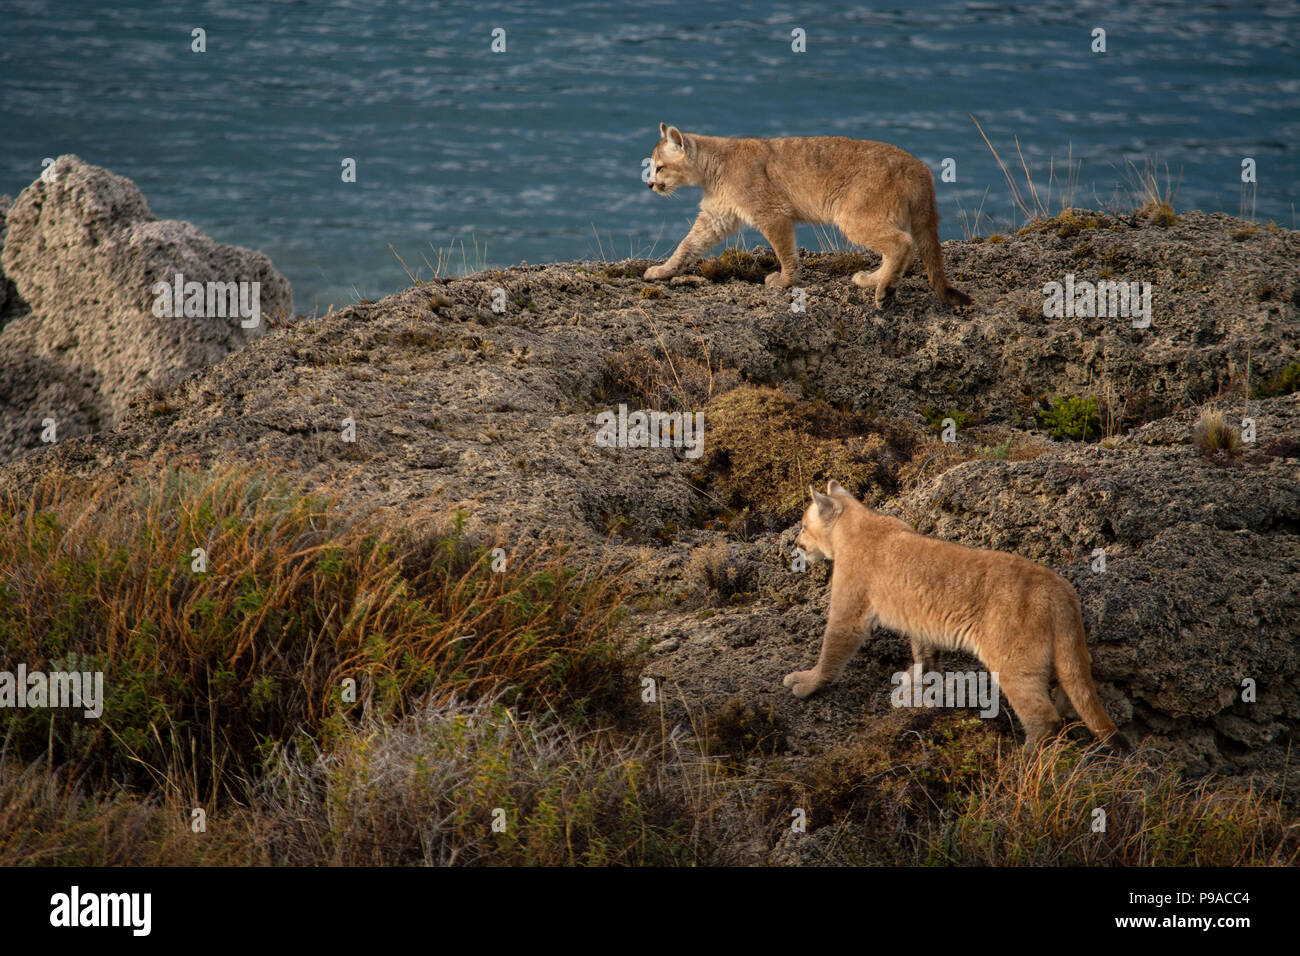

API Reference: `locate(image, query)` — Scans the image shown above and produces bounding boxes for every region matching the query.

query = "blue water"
[2,0,1297,313]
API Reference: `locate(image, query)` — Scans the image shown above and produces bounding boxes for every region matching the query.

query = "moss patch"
[697,248,778,284]
[701,385,917,527]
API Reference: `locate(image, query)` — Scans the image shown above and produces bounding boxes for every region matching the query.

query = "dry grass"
[683,537,757,606]
[1192,408,1243,457]
[971,115,1183,233]
[598,314,742,411]
[1127,158,1180,226]
[955,186,994,239]
[811,222,853,254]
[0,755,264,866]
[1239,178,1257,223]
[944,741,1294,865]
[256,695,751,866]
[1,694,760,867]
[777,715,1299,866]
[5,689,1292,866]
[894,429,1053,499]
[970,114,1080,227]
[0,464,642,802]
[588,222,666,264]
[423,236,491,279]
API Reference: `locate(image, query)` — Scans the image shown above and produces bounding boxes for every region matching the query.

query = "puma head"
[796,480,847,562]
[647,123,698,195]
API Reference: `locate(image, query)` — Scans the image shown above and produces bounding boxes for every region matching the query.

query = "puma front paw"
[644,264,675,281]
[783,669,822,699]
[765,271,795,289]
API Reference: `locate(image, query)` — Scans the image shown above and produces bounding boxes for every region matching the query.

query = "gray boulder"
[0,194,18,320]
[0,155,291,460]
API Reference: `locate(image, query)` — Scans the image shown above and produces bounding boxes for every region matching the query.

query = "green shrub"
[976,439,1012,459]
[1254,361,1300,399]
[922,407,976,434]
[1037,394,1101,441]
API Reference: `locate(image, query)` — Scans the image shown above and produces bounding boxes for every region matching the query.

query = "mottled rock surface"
[3,206,1296,781]
[0,156,291,460]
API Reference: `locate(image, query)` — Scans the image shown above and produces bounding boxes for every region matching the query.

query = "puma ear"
[659,121,669,139]
[666,125,687,154]
[810,488,841,523]
[827,479,845,497]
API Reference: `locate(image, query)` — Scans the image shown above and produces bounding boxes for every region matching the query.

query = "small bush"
[922,407,976,435]
[1254,361,1300,399]
[1030,209,1100,239]
[598,264,643,280]
[897,432,1052,496]
[1192,409,1242,458]
[698,698,787,764]
[976,439,1012,459]
[394,324,448,349]
[1136,200,1177,227]
[1037,394,1101,441]
[684,539,756,605]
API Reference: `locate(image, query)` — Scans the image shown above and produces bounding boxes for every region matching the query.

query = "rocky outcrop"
[0,195,15,319]
[0,156,292,461]
[895,398,1300,773]
[2,207,1296,780]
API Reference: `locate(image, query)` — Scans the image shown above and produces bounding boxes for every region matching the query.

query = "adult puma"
[788,481,1120,747]
[644,123,971,307]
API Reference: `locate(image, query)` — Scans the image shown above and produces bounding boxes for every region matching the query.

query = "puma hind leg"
[998,666,1064,748]
[840,220,915,307]
[897,635,936,700]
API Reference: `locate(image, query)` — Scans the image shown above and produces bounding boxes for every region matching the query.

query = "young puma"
[644,123,971,307]
[788,481,1120,747]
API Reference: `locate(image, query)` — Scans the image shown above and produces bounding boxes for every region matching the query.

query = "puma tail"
[914,200,973,307]
[1052,591,1124,748]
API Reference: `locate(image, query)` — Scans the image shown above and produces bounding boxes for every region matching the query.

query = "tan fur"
[788,480,1120,747]
[644,123,972,307]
